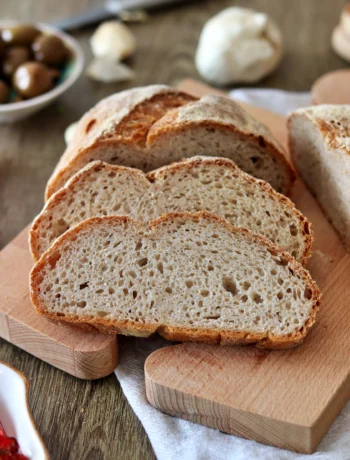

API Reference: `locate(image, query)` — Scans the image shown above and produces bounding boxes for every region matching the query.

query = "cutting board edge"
[145,365,317,454]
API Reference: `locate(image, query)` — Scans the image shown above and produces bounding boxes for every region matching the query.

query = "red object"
[0,423,29,460]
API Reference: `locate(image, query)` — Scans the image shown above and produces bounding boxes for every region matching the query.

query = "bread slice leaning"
[288,105,350,251]
[45,85,295,200]
[30,157,312,263]
[30,211,320,349]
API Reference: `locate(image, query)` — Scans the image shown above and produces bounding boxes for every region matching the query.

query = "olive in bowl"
[12,62,55,99]
[0,21,83,122]
[1,24,40,46]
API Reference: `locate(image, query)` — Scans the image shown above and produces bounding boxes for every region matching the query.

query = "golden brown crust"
[45,85,295,200]
[30,211,321,350]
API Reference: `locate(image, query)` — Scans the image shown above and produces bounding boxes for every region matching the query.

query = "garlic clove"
[90,20,136,61]
[86,58,135,83]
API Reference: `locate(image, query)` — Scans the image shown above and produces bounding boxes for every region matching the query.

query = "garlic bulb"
[195,7,283,86]
[90,21,136,61]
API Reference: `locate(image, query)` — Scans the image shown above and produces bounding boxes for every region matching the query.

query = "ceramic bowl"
[0,21,84,123]
[0,361,49,459]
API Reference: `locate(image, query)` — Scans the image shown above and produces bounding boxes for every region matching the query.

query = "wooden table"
[0,1,348,458]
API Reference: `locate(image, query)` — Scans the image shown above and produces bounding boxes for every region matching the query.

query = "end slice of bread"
[288,105,350,250]
[45,85,295,200]
[30,212,320,349]
[30,157,312,263]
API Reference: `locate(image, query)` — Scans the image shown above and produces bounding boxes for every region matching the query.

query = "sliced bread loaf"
[30,212,320,349]
[288,105,350,250]
[45,85,295,200]
[30,157,312,263]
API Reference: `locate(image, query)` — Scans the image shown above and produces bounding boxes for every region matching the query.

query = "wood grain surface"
[0,1,348,459]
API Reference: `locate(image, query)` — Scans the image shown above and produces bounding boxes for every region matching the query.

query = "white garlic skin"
[195,7,283,86]
[90,21,136,61]
[86,58,135,83]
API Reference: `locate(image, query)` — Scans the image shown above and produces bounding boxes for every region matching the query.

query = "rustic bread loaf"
[30,157,312,263]
[45,85,294,200]
[30,211,320,349]
[288,105,350,250]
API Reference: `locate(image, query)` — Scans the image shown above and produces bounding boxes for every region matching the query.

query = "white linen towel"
[114,89,350,460]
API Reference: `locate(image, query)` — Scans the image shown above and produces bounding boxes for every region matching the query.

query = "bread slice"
[30,157,312,263]
[288,105,350,250]
[30,211,320,349]
[45,85,295,200]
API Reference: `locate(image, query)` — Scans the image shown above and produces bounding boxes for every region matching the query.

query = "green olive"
[0,80,9,103]
[1,25,40,46]
[2,46,31,78]
[32,34,68,67]
[13,62,53,98]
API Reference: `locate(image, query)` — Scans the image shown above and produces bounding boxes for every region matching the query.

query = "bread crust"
[30,156,311,263]
[288,108,350,251]
[30,211,321,350]
[45,85,295,200]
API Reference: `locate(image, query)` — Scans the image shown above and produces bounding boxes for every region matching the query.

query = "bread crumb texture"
[31,157,312,262]
[30,212,320,349]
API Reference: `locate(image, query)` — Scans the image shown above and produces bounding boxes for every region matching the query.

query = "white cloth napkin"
[114,89,350,460]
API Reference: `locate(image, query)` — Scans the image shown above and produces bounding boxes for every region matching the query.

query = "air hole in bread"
[165,287,172,294]
[289,224,298,236]
[96,311,108,317]
[79,281,89,290]
[277,291,284,300]
[222,277,237,296]
[252,293,263,304]
[185,280,193,288]
[133,291,138,299]
[137,258,148,267]
[77,301,87,308]
[204,314,221,320]
[242,281,251,291]
[200,289,210,297]
[157,262,164,274]
[304,287,312,300]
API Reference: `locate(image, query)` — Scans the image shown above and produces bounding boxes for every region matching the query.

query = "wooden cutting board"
[0,225,118,379]
[145,79,350,454]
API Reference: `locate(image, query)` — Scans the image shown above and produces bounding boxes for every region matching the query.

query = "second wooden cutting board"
[144,79,350,454]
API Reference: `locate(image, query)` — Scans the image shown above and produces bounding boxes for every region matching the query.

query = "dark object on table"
[54,0,192,30]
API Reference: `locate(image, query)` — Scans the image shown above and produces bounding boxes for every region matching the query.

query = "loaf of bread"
[288,105,350,250]
[30,157,312,263]
[30,211,320,349]
[45,85,295,200]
